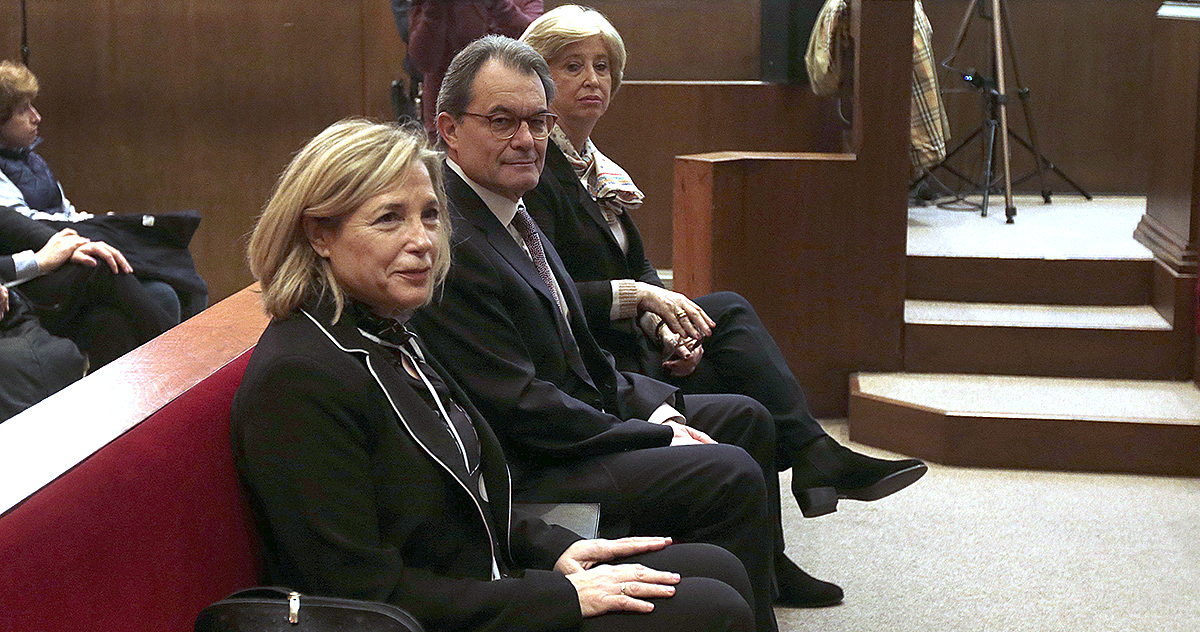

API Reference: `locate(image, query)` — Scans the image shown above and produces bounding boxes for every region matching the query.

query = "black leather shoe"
[774,554,843,608]
[791,436,927,518]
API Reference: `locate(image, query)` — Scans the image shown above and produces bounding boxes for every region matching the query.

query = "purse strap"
[205,586,425,631]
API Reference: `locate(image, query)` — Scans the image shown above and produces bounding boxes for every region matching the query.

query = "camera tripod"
[912,0,1091,223]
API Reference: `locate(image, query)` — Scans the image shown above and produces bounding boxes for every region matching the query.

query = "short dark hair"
[437,35,555,119]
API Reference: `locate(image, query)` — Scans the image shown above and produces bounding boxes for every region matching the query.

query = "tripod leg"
[941,126,983,164]
[924,125,988,210]
[1007,132,1094,200]
[941,162,984,188]
[991,0,1017,223]
[999,0,1051,203]
[981,118,997,217]
[943,0,982,68]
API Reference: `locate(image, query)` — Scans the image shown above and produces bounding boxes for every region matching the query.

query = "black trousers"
[514,394,780,632]
[19,263,174,367]
[664,292,827,470]
[580,543,755,632]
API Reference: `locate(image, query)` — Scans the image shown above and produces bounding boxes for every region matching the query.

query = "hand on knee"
[566,563,681,617]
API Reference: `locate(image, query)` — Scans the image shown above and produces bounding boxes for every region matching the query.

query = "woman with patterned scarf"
[520,5,927,610]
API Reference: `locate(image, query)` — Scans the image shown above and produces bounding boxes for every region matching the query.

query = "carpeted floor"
[769,196,1198,630]
[906,195,1152,259]
[774,421,1200,632]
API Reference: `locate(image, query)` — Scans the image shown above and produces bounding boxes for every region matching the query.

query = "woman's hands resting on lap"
[555,537,682,617]
[660,327,703,378]
[34,228,132,275]
[634,281,714,341]
[633,282,712,377]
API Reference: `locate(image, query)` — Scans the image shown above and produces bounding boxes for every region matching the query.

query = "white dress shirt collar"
[446,158,523,227]
[446,158,571,325]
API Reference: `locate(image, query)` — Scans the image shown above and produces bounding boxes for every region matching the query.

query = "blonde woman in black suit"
[233,118,756,632]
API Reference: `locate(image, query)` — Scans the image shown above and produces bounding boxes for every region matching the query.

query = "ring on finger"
[620,583,628,595]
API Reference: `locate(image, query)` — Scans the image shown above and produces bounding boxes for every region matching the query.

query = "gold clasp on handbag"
[288,591,301,624]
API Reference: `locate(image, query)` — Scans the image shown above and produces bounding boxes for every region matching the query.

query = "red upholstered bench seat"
[0,287,269,632]
[0,350,262,631]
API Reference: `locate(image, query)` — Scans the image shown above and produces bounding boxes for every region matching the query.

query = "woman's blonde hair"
[248,118,450,321]
[521,5,627,94]
[0,61,39,123]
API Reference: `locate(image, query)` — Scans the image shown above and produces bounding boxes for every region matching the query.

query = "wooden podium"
[672,0,915,416]
[1136,1,1200,273]
[1133,2,1200,380]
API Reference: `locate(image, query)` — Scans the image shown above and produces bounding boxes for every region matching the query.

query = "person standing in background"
[408,0,543,135]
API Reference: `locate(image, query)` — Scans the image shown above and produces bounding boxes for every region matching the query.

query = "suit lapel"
[547,143,627,261]
[444,165,597,389]
[423,344,518,567]
[445,167,566,328]
[372,347,471,481]
[542,232,617,399]
[304,303,471,489]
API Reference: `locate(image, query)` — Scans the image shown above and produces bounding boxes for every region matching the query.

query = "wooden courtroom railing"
[672,0,915,416]
[0,285,268,516]
[593,81,842,268]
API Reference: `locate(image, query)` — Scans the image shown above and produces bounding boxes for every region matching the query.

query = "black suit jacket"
[232,298,583,632]
[0,203,57,252]
[0,204,57,280]
[523,143,664,373]
[411,165,675,476]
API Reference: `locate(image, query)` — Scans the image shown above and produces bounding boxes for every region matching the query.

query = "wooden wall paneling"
[848,375,950,460]
[675,154,866,415]
[1136,9,1200,272]
[1137,7,1200,384]
[365,0,407,120]
[1195,328,1200,384]
[0,1,404,304]
[672,0,914,416]
[593,82,840,267]
[943,414,1200,477]
[923,0,1160,195]
[543,0,761,81]
[1150,259,1198,380]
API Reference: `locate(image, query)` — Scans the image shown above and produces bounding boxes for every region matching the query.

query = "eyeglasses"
[461,111,558,141]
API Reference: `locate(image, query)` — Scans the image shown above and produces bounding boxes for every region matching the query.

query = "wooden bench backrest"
[0,287,269,632]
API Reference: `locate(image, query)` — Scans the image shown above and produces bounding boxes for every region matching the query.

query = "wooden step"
[904,300,1182,380]
[848,372,1200,476]
[907,255,1154,305]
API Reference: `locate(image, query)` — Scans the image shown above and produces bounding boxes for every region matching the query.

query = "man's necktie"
[511,204,566,317]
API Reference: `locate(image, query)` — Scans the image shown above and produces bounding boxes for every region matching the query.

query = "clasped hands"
[554,536,682,618]
[634,282,715,377]
[35,228,132,275]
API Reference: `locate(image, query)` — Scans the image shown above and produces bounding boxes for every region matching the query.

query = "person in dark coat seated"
[232,118,757,632]
[0,210,172,368]
[518,6,925,525]
[414,34,842,628]
[0,60,206,323]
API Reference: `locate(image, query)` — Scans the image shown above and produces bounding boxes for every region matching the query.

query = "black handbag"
[195,587,424,632]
